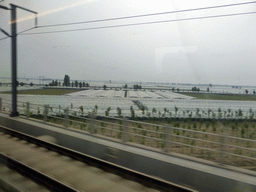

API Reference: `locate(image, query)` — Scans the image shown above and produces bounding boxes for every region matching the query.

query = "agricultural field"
[28,111,256,171]
[180,93,256,101]
[0,88,81,95]
[1,87,256,170]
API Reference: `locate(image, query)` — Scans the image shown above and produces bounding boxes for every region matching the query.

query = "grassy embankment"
[0,89,81,95]
[180,93,256,101]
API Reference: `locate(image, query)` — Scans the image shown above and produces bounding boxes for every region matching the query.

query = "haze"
[1,0,256,86]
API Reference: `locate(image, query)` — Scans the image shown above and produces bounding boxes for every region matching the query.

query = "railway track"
[0,125,196,192]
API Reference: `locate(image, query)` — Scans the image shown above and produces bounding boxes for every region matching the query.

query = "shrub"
[37,107,40,115]
[241,128,245,138]
[238,109,243,117]
[100,122,105,133]
[212,126,216,132]
[193,122,197,129]
[232,125,236,131]
[117,132,122,139]
[243,123,249,130]
[190,140,195,146]
[174,122,180,128]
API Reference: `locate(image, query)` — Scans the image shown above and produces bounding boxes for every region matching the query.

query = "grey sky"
[1,0,256,85]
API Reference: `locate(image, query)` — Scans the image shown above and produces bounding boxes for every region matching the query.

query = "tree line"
[46,75,90,88]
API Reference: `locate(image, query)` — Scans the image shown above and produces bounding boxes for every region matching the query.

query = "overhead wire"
[0,36,9,41]
[17,26,37,35]
[20,11,256,35]
[36,1,256,28]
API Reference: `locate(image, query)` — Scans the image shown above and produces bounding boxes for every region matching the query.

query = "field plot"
[145,91,164,99]
[67,89,125,98]
[135,91,152,98]
[181,93,256,101]
[1,89,256,119]
[126,90,193,100]
[0,94,138,117]
[127,91,139,98]
[142,99,256,119]
[0,86,42,93]
[155,91,194,99]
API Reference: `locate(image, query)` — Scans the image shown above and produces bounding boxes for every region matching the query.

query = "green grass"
[0,89,82,95]
[180,93,256,101]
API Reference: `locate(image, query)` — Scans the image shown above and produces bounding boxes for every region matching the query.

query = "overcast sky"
[1,0,256,85]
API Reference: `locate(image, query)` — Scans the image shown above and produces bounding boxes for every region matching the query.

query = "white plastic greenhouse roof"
[127,91,138,98]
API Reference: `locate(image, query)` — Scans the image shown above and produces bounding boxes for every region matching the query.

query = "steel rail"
[0,125,196,192]
[0,152,78,192]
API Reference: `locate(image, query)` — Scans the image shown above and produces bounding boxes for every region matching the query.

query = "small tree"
[103,84,107,90]
[130,106,135,119]
[105,107,111,116]
[238,109,243,117]
[196,108,200,117]
[64,74,70,87]
[75,80,78,87]
[174,106,178,116]
[79,106,84,116]
[117,107,122,118]
[152,108,156,117]
[30,82,33,87]
[141,106,145,115]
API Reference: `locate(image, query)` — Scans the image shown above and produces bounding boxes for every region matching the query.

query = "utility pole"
[10,4,18,116]
[0,4,37,117]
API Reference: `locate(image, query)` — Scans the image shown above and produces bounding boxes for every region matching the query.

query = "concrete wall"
[0,113,255,192]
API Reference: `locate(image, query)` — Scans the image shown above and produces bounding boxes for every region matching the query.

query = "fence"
[0,98,255,170]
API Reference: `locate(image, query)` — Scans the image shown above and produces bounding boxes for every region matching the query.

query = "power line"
[20,11,256,35]
[17,27,37,35]
[37,1,256,28]
[0,36,9,41]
